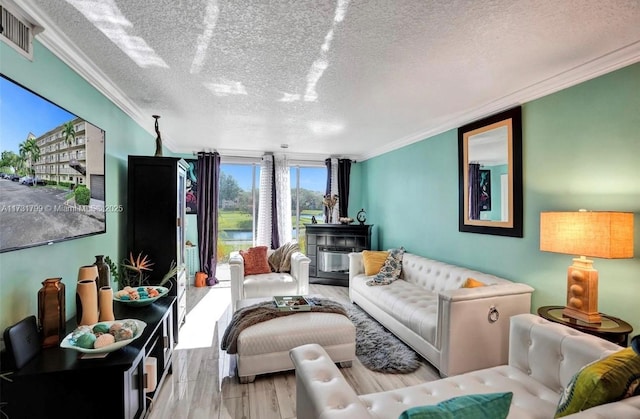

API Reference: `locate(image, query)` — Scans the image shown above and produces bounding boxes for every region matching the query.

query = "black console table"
[306,224,373,286]
[1,297,176,419]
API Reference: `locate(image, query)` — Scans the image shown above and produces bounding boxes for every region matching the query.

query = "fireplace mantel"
[305,224,373,286]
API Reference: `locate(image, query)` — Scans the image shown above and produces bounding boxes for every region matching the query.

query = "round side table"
[537,306,633,346]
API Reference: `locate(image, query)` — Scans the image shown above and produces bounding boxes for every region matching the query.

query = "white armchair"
[229,249,311,311]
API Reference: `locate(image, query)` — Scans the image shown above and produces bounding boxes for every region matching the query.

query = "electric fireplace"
[305,224,373,286]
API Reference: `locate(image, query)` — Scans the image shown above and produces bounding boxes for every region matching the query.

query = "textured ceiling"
[19,0,640,161]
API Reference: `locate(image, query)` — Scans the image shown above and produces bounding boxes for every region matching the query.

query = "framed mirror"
[458,106,523,237]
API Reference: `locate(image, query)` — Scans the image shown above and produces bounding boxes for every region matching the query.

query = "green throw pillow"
[555,347,640,417]
[398,392,513,419]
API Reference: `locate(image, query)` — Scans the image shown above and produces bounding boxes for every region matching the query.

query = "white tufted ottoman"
[234,297,355,383]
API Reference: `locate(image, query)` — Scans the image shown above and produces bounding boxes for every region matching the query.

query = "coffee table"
[233,297,355,383]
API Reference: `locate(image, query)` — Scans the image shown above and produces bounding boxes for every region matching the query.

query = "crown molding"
[359,41,640,162]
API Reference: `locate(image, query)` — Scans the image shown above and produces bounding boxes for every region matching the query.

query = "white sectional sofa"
[349,251,535,376]
[290,313,640,419]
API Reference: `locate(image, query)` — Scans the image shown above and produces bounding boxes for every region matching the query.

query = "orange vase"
[195,272,206,287]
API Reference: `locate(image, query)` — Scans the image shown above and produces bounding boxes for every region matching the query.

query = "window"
[216,159,326,257]
[217,162,259,261]
[290,165,326,254]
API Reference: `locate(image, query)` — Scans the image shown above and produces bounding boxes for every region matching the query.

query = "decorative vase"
[94,255,111,295]
[37,277,66,348]
[195,271,206,287]
[98,286,115,321]
[326,208,333,224]
[332,205,340,224]
[76,279,99,326]
[78,265,99,282]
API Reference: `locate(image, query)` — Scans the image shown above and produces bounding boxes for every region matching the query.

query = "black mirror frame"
[458,106,523,238]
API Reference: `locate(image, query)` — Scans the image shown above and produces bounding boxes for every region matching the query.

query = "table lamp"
[540,210,634,323]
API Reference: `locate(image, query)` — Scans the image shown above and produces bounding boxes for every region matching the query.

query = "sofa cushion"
[398,392,513,419]
[240,246,271,275]
[352,276,438,343]
[362,250,389,275]
[367,247,405,286]
[554,346,640,417]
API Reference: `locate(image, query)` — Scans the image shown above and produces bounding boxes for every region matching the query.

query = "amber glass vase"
[38,278,66,348]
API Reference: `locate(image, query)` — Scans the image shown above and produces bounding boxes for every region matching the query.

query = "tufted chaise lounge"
[349,251,535,376]
[290,313,640,419]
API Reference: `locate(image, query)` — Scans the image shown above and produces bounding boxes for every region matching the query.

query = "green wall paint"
[352,63,640,334]
[0,41,157,332]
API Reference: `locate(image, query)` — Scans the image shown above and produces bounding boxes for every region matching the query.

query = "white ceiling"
[17,0,640,161]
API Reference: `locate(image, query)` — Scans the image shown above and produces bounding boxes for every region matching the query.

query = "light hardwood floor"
[147,266,439,419]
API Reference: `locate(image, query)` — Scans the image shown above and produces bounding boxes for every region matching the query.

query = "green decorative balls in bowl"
[60,319,146,354]
[113,286,169,307]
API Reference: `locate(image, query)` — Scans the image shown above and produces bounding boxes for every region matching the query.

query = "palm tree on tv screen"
[61,121,76,185]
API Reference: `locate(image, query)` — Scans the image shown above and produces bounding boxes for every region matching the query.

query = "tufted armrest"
[290,251,311,295]
[290,343,372,419]
[508,314,621,392]
[229,251,245,310]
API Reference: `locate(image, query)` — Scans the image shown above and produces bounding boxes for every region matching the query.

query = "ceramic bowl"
[113,286,170,307]
[60,319,146,354]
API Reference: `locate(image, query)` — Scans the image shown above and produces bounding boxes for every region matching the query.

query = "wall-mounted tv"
[0,74,106,253]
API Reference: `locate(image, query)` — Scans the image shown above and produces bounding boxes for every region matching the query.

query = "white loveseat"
[349,251,534,376]
[290,313,640,419]
[229,249,310,311]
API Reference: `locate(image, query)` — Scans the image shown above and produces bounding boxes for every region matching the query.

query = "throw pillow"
[362,250,389,276]
[398,392,513,419]
[239,246,271,275]
[554,346,640,417]
[367,247,405,286]
[462,277,485,288]
[267,242,300,273]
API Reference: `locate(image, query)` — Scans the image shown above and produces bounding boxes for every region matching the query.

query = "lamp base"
[563,306,601,324]
[563,257,601,324]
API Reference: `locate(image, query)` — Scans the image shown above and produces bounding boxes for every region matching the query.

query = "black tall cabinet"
[127,156,188,340]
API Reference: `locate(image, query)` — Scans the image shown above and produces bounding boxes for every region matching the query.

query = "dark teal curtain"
[197,152,220,285]
[468,163,480,220]
[337,159,351,217]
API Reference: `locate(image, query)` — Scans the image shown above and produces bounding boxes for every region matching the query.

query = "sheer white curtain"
[256,154,292,247]
[274,154,292,244]
[256,155,273,247]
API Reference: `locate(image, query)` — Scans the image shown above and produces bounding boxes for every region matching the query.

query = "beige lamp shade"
[540,211,634,258]
[540,211,634,324]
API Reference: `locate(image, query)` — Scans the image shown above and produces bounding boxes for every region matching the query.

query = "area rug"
[346,304,421,373]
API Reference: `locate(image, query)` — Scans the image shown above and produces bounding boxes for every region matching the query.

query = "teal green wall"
[0,41,158,332]
[351,63,640,335]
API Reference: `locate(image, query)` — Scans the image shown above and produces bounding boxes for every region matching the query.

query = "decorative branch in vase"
[105,252,177,290]
[323,194,339,223]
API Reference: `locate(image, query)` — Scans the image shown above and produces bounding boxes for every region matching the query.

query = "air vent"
[0,0,43,60]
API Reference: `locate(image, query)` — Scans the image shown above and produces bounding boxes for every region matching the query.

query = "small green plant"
[106,253,177,289]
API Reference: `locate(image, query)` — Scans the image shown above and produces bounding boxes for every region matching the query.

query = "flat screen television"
[0,74,106,253]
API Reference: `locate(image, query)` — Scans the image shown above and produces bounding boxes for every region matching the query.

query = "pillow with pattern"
[367,247,405,286]
[240,246,271,275]
[554,344,640,417]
